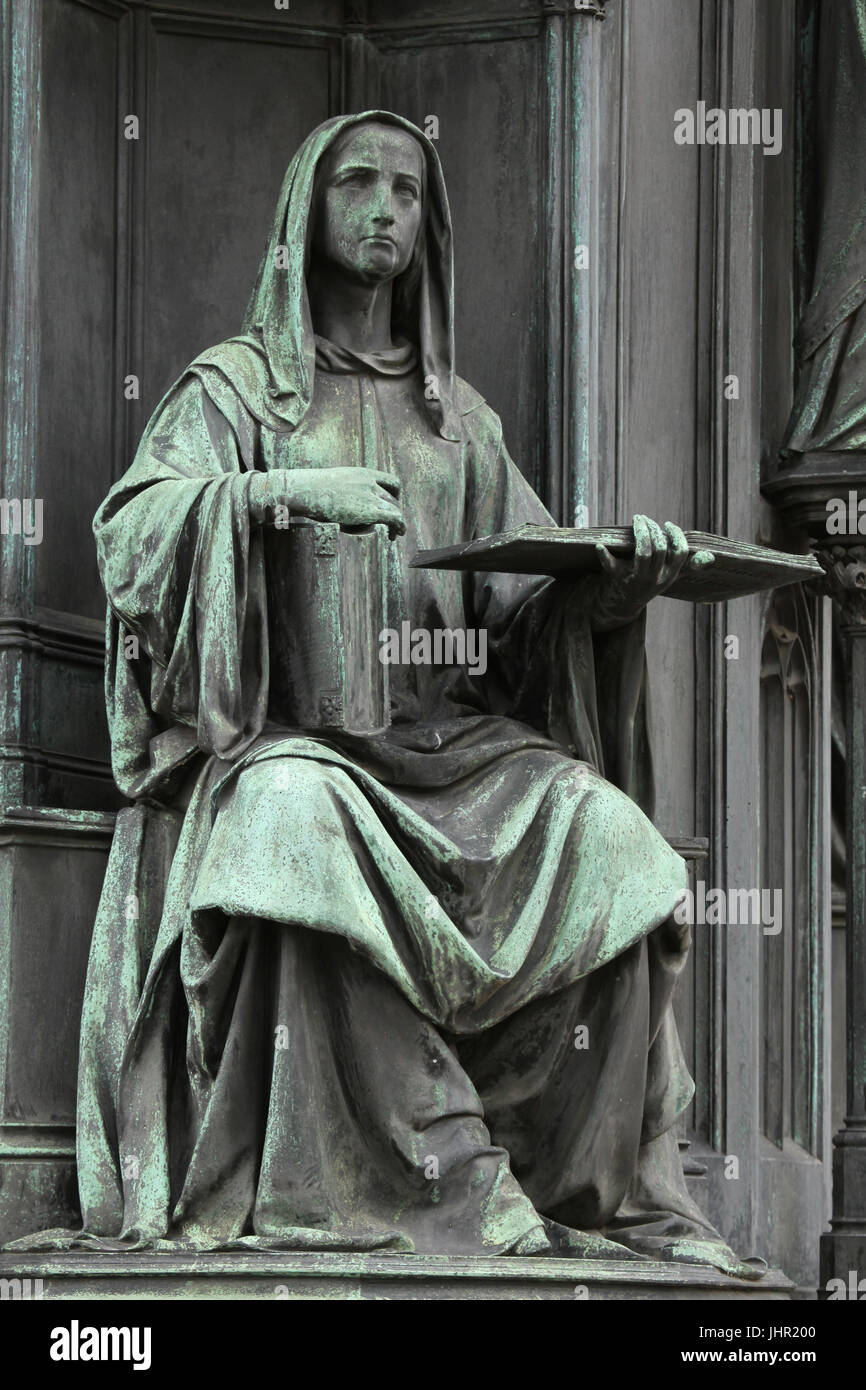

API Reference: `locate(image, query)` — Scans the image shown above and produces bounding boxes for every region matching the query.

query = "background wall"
[0,0,833,1292]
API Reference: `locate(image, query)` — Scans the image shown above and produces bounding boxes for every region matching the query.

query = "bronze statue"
[782,0,866,459]
[18,113,762,1275]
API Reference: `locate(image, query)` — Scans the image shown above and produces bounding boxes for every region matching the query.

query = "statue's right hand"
[249,468,405,536]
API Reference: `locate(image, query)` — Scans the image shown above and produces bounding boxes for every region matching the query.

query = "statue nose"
[370,185,397,223]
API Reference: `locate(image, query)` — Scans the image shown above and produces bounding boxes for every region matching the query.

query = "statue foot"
[600,1128,769,1280]
[658,1239,767,1281]
[612,1232,767,1281]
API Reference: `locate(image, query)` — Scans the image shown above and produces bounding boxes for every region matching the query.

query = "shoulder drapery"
[95,375,268,800]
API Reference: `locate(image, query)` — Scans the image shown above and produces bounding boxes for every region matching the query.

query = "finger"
[639,516,670,583]
[371,472,401,496]
[644,517,667,554]
[664,522,689,564]
[374,483,403,505]
[658,522,690,588]
[382,502,406,528]
[377,500,405,525]
[642,518,669,585]
[689,549,715,570]
[632,515,652,561]
[372,504,405,536]
[595,542,628,580]
[596,542,615,575]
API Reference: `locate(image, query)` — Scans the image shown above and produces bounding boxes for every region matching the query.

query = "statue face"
[313,124,425,285]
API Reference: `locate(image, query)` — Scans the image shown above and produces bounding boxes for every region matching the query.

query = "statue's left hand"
[587,515,714,630]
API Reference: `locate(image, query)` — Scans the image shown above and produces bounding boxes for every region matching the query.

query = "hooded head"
[240,111,461,441]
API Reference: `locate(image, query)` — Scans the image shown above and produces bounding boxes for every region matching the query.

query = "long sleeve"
[464,421,655,815]
[93,374,269,798]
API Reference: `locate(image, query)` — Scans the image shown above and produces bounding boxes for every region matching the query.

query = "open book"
[413,525,823,603]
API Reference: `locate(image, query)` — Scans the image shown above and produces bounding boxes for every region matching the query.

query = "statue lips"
[361,234,400,277]
[364,233,399,255]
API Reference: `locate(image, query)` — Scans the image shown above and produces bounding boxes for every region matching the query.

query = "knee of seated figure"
[244,755,356,808]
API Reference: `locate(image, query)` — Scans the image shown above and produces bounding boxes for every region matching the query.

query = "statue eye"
[397,182,419,199]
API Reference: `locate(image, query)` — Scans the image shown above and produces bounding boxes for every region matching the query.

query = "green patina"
[4,111,762,1278]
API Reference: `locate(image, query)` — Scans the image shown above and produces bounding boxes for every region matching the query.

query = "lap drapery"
[160,742,693,1251]
[171,911,692,1253]
[14,732,693,1254]
[190,739,688,1034]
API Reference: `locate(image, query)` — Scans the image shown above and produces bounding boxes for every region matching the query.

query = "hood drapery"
[780,2,866,456]
[192,111,462,442]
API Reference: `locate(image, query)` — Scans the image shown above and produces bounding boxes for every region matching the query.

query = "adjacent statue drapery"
[11,113,758,1274]
[783,0,866,456]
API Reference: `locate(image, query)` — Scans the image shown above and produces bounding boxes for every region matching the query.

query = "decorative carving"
[344,0,367,27]
[543,0,608,17]
[759,591,816,1152]
[318,691,344,725]
[313,523,337,557]
[816,543,866,627]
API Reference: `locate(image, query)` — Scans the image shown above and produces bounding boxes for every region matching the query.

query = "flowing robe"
[62,338,704,1257]
[783,0,866,455]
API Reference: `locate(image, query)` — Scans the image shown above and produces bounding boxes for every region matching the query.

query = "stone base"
[820,1228,866,1299]
[0,1251,793,1301]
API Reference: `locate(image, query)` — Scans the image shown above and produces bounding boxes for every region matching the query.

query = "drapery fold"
[782,0,866,454]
